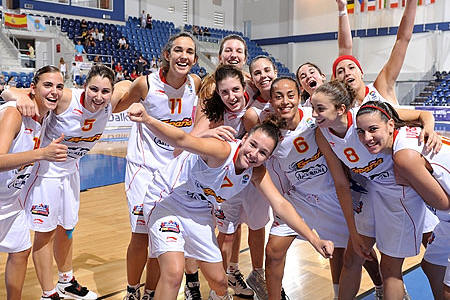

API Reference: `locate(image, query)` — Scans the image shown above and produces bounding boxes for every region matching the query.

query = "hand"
[350,232,373,260]
[199,126,237,141]
[42,134,68,162]
[314,239,334,259]
[419,126,442,154]
[17,93,39,118]
[337,0,347,11]
[127,103,149,123]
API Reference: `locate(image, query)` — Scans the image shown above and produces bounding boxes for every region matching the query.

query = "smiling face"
[310,92,345,128]
[235,129,276,171]
[31,71,64,112]
[297,64,326,96]
[219,39,247,70]
[83,75,113,113]
[270,79,299,123]
[356,112,394,154]
[334,59,364,91]
[164,36,197,78]
[217,76,246,113]
[251,58,277,96]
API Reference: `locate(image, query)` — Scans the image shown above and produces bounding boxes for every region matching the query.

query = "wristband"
[339,9,347,16]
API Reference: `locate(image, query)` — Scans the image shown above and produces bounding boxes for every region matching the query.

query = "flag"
[390,0,399,8]
[360,0,365,12]
[27,15,46,32]
[417,0,423,4]
[4,13,27,29]
[368,0,377,10]
[424,0,435,4]
[347,0,355,13]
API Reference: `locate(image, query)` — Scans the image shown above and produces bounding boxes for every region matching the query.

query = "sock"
[58,270,73,283]
[185,271,199,283]
[144,289,155,295]
[332,284,339,298]
[375,285,383,291]
[254,268,264,277]
[127,283,140,293]
[227,262,239,274]
[42,289,57,297]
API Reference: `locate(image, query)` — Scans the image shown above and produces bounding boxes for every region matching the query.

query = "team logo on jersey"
[289,149,323,171]
[24,128,33,134]
[136,219,146,226]
[203,187,226,203]
[161,117,193,128]
[166,236,178,242]
[153,136,174,151]
[31,204,49,217]
[33,218,44,224]
[221,176,233,188]
[368,91,379,101]
[368,171,390,181]
[65,134,102,143]
[305,117,316,129]
[72,108,83,116]
[351,157,383,174]
[159,220,180,233]
[7,173,31,190]
[294,164,328,181]
[68,147,90,159]
[132,204,144,216]
[241,174,250,185]
[405,127,420,139]
[214,208,225,220]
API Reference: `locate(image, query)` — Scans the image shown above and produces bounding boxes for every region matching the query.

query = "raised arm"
[315,128,372,260]
[337,0,353,56]
[251,165,334,259]
[374,0,417,101]
[110,79,133,112]
[0,108,67,172]
[242,108,260,132]
[394,149,449,211]
[112,76,147,113]
[128,103,230,166]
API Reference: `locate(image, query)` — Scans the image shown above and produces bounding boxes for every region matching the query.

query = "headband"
[332,55,363,78]
[359,104,391,120]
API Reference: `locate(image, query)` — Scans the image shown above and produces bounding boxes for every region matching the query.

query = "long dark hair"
[248,115,284,153]
[296,62,325,103]
[314,80,356,111]
[270,76,300,98]
[160,32,198,74]
[85,65,115,88]
[202,65,245,123]
[356,100,421,128]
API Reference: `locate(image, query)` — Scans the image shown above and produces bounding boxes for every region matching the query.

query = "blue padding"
[79,154,126,190]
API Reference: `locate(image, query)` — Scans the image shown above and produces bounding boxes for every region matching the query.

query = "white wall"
[193,0,235,30]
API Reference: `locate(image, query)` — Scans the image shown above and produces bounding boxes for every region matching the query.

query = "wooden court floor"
[0,134,426,299]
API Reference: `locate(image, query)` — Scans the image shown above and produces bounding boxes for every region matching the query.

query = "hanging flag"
[27,15,46,32]
[347,0,355,13]
[360,0,365,12]
[4,13,27,29]
[417,0,423,5]
[424,0,435,4]
[368,0,377,10]
[390,0,399,8]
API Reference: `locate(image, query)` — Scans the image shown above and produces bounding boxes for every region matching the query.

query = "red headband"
[332,55,363,78]
[359,104,391,120]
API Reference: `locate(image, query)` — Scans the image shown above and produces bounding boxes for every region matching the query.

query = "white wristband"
[339,9,347,16]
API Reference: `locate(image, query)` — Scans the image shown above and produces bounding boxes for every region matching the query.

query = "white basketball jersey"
[393,127,450,222]
[0,102,47,222]
[223,92,250,139]
[320,108,396,185]
[147,141,252,212]
[36,88,111,177]
[249,95,273,123]
[126,69,197,171]
[357,84,388,107]
[273,107,335,195]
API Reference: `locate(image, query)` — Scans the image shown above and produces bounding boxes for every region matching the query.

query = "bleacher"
[412,71,450,106]
[1,71,34,88]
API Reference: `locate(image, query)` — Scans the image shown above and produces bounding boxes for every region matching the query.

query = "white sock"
[227,262,239,273]
[333,283,339,298]
[144,289,154,295]
[58,270,73,283]
[42,288,57,297]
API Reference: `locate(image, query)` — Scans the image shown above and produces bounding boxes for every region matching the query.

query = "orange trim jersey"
[36,88,111,177]
[0,102,48,237]
[126,69,197,171]
[320,108,396,184]
[393,126,450,222]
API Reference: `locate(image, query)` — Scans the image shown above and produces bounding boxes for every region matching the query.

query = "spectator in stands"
[59,57,67,80]
[0,74,6,94]
[198,67,207,79]
[80,19,88,30]
[26,42,35,68]
[71,62,81,84]
[135,55,148,75]
[98,29,104,42]
[118,36,129,49]
[203,27,210,37]
[93,55,101,65]
[86,35,96,48]
[146,14,153,30]
[123,69,131,81]
[149,62,158,74]
[141,10,146,28]
[130,69,138,81]
[115,62,123,73]
[74,40,85,62]
[116,69,125,82]
[7,76,17,88]
[192,25,200,36]
[92,28,99,40]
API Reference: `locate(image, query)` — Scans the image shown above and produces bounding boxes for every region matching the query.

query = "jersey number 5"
[169,98,182,114]
[81,119,96,132]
